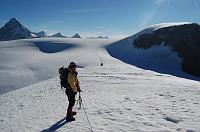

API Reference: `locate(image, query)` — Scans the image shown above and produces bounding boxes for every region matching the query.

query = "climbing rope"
[77,92,94,132]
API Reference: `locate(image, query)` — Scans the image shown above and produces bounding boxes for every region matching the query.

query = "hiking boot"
[66,117,75,122]
[72,111,77,116]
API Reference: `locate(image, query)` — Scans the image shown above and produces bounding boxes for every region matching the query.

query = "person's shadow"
[41,117,68,132]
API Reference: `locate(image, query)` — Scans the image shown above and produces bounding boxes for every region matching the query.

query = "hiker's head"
[68,62,77,72]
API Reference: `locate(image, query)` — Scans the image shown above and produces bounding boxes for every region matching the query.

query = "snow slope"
[106,23,200,81]
[1,56,200,132]
[0,36,200,131]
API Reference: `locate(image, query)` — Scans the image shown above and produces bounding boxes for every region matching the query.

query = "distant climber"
[59,62,81,122]
[101,62,103,66]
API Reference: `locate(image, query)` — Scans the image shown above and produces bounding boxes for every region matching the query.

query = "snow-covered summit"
[107,22,200,78]
[136,22,192,36]
[133,23,200,77]
[145,22,191,33]
[71,33,81,38]
[0,18,34,41]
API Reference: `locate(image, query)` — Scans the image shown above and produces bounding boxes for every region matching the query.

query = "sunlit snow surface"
[135,22,192,36]
[0,34,200,131]
[1,58,200,132]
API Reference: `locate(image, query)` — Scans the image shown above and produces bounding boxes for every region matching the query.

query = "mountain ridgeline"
[71,33,81,38]
[133,23,200,77]
[0,18,82,41]
[34,31,48,38]
[0,18,34,41]
[51,32,66,37]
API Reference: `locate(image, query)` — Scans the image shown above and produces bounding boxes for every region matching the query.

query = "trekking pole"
[79,92,94,132]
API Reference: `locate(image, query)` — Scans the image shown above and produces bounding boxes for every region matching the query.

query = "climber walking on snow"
[59,62,81,122]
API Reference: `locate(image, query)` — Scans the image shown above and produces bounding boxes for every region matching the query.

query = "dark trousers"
[65,90,76,117]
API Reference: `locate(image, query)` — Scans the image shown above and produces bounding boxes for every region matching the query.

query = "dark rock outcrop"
[133,23,200,76]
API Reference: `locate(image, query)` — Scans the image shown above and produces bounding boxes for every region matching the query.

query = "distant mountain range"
[0,18,111,41]
[0,18,85,41]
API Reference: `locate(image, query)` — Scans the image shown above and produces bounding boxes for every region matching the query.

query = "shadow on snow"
[41,117,68,132]
[34,41,75,53]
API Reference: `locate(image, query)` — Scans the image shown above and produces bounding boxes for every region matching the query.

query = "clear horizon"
[0,0,200,38]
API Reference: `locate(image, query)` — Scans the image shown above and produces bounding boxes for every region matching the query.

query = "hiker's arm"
[68,73,77,92]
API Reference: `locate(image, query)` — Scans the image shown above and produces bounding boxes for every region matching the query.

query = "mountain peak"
[51,32,65,37]
[5,18,23,28]
[10,18,17,22]
[72,33,81,38]
[0,18,33,41]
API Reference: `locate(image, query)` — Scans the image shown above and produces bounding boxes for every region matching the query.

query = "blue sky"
[0,0,200,38]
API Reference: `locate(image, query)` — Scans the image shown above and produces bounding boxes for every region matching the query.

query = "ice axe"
[76,91,93,132]
[76,91,82,110]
